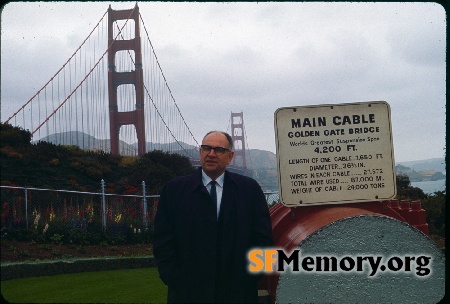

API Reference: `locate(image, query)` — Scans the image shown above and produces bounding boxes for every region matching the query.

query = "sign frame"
[274,101,397,207]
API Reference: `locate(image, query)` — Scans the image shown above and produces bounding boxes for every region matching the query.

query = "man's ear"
[227,151,234,164]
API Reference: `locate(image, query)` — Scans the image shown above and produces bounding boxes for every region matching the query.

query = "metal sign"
[274,101,396,206]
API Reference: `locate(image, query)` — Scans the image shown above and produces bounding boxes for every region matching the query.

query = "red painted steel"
[262,200,430,303]
[398,200,411,223]
[389,199,401,217]
[231,112,247,168]
[408,200,429,235]
[108,4,146,155]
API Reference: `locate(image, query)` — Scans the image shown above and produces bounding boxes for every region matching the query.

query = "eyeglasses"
[200,145,231,156]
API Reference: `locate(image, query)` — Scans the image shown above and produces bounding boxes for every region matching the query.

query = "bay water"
[411,179,446,195]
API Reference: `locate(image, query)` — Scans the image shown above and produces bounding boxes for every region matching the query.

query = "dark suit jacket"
[153,167,273,303]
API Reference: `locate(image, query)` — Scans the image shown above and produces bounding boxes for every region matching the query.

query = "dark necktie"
[210,180,217,207]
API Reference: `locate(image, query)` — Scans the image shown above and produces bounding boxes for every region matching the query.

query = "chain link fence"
[1,183,280,245]
[264,191,280,208]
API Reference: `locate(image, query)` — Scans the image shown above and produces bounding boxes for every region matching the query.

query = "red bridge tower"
[231,112,247,168]
[108,5,146,155]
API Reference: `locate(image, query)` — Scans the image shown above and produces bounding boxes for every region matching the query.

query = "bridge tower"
[230,112,247,168]
[108,4,146,155]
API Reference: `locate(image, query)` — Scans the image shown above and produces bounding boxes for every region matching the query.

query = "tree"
[1,124,195,194]
[396,174,446,239]
[422,191,446,237]
[0,123,32,148]
[395,174,427,200]
[128,150,194,193]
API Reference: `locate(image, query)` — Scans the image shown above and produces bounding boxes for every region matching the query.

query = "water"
[411,179,446,195]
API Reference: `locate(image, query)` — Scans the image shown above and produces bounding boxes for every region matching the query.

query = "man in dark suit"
[153,131,273,303]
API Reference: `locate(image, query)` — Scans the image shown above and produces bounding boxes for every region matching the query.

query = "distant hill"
[34,131,136,154]
[397,158,445,174]
[36,131,277,165]
[396,163,445,182]
[34,131,280,190]
[247,149,276,169]
[34,131,445,188]
[246,149,278,191]
[35,131,199,157]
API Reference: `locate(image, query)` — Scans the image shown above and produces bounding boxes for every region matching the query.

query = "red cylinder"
[266,201,407,303]
[264,200,440,303]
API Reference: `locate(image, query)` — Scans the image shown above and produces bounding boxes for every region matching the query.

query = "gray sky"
[1,1,446,162]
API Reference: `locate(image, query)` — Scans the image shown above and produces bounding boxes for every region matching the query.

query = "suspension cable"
[139,13,199,146]
[4,9,109,124]
[31,8,136,136]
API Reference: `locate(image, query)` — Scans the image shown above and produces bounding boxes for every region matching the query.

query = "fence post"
[25,186,28,229]
[142,181,147,228]
[101,179,106,232]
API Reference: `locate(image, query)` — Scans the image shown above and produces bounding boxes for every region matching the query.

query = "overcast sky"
[1,1,446,163]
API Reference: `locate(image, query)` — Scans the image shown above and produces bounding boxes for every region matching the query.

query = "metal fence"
[1,182,279,244]
[264,191,280,208]
[1,181,159,244]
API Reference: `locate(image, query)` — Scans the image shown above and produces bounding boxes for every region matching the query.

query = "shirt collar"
[202,170,225,188]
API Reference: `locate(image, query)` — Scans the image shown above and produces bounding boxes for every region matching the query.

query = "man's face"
[200,132,234,180]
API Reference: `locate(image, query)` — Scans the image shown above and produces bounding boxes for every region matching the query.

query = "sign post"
[274,101,396,207]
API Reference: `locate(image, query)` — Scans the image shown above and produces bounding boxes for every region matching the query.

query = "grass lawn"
[1,268,167,303]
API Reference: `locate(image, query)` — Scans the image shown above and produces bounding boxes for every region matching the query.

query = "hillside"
[1,124,195,193]
[246,149,276,169]
[397,158,445,174]
[30,130,446,189]
[35,132,191,156]
[395,164,445,182]
[35,131,280,190]
[396,158,446,182]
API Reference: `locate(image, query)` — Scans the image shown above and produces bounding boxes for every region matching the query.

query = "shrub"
[422,190,446,238]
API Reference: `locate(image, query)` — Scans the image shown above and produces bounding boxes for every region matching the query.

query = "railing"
[1,182,158,245]
[264,191,280,208]
[1,183,279,244]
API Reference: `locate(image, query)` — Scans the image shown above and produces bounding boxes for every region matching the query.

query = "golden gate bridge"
[3,4,251,172]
